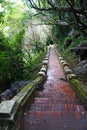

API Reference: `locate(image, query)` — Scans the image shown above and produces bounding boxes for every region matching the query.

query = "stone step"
[19,46,87,130]
[22,110,87,130]
[34,97,80,104]
[24,110,87,124]
[37,94,73,98]
[30,103,85,112]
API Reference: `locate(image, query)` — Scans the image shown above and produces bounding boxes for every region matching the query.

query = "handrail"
[0,77,46,130]
[57,51,87,110]
[0,46,50,130]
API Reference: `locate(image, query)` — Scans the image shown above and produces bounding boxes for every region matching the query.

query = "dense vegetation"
[28,0,87,35]
[28,0,87,59]
[0,0,87,92]
[0,0,49,92]
[28,0,87,83]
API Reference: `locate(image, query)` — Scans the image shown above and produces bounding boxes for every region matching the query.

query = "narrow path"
[20,46,87,130]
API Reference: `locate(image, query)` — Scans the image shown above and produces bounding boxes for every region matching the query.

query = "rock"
[0,81,32,101]
[73,60,87,75]
[70,43,87,61]
[0,89,12,100]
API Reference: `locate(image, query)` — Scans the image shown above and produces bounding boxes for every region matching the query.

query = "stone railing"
[0,47,50,130]
[57,51,87,110]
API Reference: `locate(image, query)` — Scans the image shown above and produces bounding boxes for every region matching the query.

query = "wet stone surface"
[20,46,87,130]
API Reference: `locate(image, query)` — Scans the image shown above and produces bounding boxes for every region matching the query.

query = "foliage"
[0,0,28,90]
[52,25,70,41]
[0,0,50,92]
[23,51,46,80]
[28,0,87,36]
[46,36,53,46]
[23,23,51,58]
[57,34,87,62]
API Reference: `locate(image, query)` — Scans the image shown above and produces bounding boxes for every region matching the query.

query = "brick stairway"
[20,46,87,130]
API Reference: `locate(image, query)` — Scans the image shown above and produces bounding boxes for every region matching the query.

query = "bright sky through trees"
[0,3,4,12]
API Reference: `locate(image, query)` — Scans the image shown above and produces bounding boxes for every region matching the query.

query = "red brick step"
[20,45,87,130]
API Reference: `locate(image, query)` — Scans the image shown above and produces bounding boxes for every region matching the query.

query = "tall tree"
[0,0,26,90]
[28,0,87,36]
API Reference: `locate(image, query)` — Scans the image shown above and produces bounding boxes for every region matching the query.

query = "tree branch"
[28,0,87,36]
[29,21,68,26]
[28,0,87,14]
[66,0,87,28]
